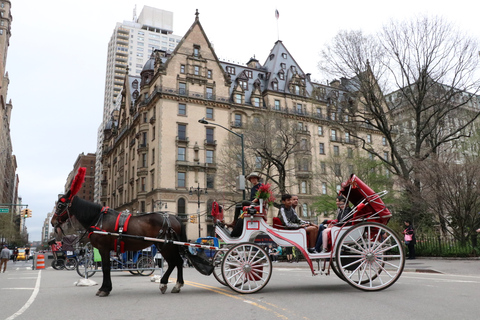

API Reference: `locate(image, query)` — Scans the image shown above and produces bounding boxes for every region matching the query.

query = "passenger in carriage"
[318,195,352,253]
[277,194,319,254]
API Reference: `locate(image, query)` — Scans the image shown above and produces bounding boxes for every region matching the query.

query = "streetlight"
[189,183,207,238]
[198,117,246,200]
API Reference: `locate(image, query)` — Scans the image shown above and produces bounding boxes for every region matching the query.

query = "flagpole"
[275,9,280,40]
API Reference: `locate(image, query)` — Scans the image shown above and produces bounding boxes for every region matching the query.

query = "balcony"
[137,143,148,152]
[204,139,216,146]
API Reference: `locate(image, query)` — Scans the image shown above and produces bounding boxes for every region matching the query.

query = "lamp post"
[189,183,207,238]
[198,117,246,200]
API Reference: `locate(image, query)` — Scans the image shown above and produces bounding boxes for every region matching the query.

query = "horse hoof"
[171,283,183,293]
[159,284,167,294]
[97,290,110,297]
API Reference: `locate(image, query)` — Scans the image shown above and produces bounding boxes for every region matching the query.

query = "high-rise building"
[95,6,182,203]
[0,0,16,209]
[65,152,96,201]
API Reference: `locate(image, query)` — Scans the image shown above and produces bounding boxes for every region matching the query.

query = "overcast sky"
[7,0,480,241]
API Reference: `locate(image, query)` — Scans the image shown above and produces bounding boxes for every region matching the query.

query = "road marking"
[6,270,41,320]
[180,279,306,320]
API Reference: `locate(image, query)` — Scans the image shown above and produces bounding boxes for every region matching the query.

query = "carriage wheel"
[212,249,228,286]
[136,256,155,276]
[335,222,405,291]
[65,258,77,270]
[221,243,272,294]
[76,257,97,278]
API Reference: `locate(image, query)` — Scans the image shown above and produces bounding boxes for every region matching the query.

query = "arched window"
[177,198,186,215]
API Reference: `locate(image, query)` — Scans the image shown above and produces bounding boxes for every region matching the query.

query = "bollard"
[36,254,45,269]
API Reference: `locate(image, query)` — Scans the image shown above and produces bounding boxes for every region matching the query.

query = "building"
[100,12,387,240]
[94,6,183,203]
[65,153,96,201]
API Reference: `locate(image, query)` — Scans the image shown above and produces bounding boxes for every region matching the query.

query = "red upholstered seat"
[272,217,285,229]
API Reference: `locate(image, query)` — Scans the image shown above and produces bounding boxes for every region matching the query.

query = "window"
[331,112,336,121]
[193,46,199,57]
[178,103,186,115]
[331,129,337,141]
[234,114,242,127]
[300,139,308,150]
[316,108,322,118]
[207,174,215,189]
[178,124,187,140]
[206,107,213,119]
[298,122,304,130]
[382,137,387,146]
[272,81,278,90]
[142,153,147,167]
[347,148,353,158]
[255,156,262,169]
[206,150,214,164]
[180,65,185,74]
[301,181,307,194]
[177,172,186,188]
[334,164,341,176]
[367,134,372,143]
[282,53,287,59]
[178,147,186,161]
[152,148,155,164]
[253,97,260,107]
[235,94,242,104]
[239,80,248,90]
[321,162,326,174]
[322,182,327,195]
[280,63,286,69]
[296,103,303,114]
[318,126,323,136]
[274,100,280,110]
[345,132,350,143]
[143,113,148,123]
[206,87,213,99]
[141,177,146,191]
[384,151,389,161]
[179,82,186,95]
[302,203,308,217]
[207,70,212,79]
[319,143,325,154]
[333,146,340,156]
[245,70,253,78]
[206,128,214,143]
[294,85,300,95]
[177,198,186,215]
[226,66,236,75]
[279,72,285,80]
[194,66,200,75]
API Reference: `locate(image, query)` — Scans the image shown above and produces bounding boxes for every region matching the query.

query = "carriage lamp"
[198,118,246,200]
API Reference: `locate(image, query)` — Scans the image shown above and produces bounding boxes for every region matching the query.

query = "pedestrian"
[403,220,416,259]
[13,247,18,262]
[1,244,10,272]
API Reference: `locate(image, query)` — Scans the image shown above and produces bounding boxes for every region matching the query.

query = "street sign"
[0,208,9,213]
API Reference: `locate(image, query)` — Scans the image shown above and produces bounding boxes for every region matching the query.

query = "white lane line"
[6,270,41,320]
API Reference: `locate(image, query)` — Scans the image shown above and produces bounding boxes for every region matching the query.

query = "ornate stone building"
[101,13,387,240]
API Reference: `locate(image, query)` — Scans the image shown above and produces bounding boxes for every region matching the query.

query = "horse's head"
[51,192,72,229]
[51,167,86,230]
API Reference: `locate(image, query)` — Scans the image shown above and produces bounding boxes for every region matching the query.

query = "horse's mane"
[71,196,107,227]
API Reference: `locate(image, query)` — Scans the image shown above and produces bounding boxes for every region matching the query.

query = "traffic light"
[27,209,32,218]
[21,208,27,218]
[189,215,197,223]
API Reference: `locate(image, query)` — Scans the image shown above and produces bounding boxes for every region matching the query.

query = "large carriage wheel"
[221,243,272,294]
[335,222,405,291]
[212,249,227,286]
[136,256,155,276]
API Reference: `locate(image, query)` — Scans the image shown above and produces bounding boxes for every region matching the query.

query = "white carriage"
[213,174,405,293]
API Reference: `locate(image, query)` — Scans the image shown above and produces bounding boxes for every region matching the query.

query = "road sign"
[0,208,9,213]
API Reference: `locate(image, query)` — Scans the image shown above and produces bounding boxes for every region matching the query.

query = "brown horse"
[51,194,187,296]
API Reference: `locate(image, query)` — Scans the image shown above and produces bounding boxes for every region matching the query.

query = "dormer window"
[272,80,278,91]
[282,53,287,59]
[280,63,286,69]
[239,80,248,90]
[132,80,139,89]
[269,54,275,60]
[279,71,285,80]
[226,66,236,75]
[193,45,200,57]
[245,70,253,78]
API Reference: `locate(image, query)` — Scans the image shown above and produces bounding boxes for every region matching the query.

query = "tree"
[217,110,305,200]
[319,15,480,224]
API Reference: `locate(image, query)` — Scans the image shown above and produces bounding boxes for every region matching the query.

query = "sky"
[6,0,480,241]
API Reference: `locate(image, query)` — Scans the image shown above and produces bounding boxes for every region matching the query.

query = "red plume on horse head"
[69,167,86,200]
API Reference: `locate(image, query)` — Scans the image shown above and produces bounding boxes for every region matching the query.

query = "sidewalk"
[274,257,480,276]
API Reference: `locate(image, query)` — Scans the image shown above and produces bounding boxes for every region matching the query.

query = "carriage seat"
[272,217,286,230]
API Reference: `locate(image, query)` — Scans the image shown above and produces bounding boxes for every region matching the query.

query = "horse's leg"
[171,250,185,293]
[96,249,112,297]
[159,254,176,294]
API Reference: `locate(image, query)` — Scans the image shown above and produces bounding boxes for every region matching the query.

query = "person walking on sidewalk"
[403,220,416,259]
[1,244,10,272]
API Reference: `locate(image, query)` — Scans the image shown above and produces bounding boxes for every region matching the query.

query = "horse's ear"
[69,167,86,200]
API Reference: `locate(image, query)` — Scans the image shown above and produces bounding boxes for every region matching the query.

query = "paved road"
[1,258,479,320]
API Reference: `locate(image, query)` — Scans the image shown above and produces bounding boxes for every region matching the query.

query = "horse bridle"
[53,195,73,232]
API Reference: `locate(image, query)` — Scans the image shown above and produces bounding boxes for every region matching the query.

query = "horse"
[51,194,187,297]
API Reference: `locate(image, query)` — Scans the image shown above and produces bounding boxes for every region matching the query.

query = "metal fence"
[414,236,480,257]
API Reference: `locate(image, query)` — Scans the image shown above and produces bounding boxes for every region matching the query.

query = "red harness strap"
[113,212,132,253]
